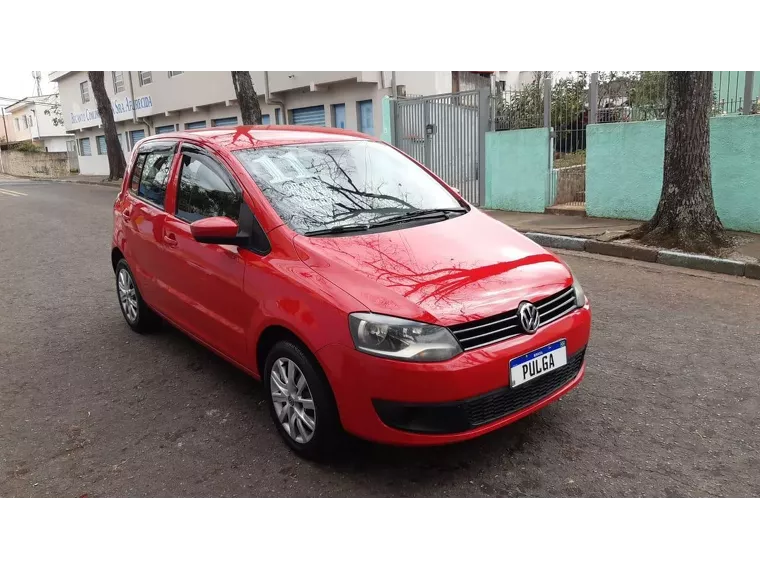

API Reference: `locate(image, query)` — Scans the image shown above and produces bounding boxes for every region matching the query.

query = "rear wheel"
[115,259,160,333]
[264,340,345,461]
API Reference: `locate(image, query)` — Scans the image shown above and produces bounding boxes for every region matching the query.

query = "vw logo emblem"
[518,301,540,334]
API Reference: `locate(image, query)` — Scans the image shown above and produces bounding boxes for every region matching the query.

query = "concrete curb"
[49,178,121,188]
[523,231,758,280]
[524,232,587,251]
[657,250,745,276]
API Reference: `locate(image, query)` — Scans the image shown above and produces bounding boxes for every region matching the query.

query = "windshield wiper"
[304,223,372,236]
[303,208,468,236]
[374,207,468,225]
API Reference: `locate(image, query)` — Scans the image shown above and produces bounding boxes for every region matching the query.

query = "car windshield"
[233,141,463,235]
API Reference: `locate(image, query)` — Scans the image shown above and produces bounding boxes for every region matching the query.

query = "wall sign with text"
[70,96,153,125]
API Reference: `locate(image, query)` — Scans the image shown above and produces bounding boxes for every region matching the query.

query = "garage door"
[291,105,325,126]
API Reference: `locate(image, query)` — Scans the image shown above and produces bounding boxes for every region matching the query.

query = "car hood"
[292,209,573,326]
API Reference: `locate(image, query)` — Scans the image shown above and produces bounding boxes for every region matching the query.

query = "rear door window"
[130,149,175,209]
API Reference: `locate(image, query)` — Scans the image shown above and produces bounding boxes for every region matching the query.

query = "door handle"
[163,232,178,247]
[122,209,132,220]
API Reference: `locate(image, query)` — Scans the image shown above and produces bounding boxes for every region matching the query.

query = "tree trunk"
[88,72,127,181]
[632,71,731,255]
[231,71,262,125]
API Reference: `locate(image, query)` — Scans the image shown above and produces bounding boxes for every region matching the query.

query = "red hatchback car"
[112,126,591,459]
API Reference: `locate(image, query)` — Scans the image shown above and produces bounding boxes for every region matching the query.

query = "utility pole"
[1,109,9,144]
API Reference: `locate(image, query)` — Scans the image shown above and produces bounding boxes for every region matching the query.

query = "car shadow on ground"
[149,323,574,496]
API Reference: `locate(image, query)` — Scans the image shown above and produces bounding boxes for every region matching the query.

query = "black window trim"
[128,140,179,211]
[174,142,271,255]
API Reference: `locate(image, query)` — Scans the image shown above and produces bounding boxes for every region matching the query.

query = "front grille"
[449,286,577,351]
[465,348,585,427]
[373,348,586,435]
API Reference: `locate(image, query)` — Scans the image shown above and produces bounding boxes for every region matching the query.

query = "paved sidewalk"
[0,173,121,187]
[483,209,760,262]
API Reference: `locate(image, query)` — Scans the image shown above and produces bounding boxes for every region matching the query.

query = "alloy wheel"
[270,357,317,444]
[118,269,138,323]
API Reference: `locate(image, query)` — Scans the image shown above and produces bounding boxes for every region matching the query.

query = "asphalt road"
[1,178,759,497]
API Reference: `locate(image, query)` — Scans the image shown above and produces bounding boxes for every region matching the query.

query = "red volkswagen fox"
[112,126,591,459]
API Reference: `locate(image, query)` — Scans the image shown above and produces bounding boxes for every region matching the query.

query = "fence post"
[742,71,755,115]
[423,99,431,167]
[478,87,490,206]
[588,72,599,124]
[543,77,552,128]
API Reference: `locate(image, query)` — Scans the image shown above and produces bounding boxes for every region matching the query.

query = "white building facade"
[4,95,73,152]
[50,71,462,175]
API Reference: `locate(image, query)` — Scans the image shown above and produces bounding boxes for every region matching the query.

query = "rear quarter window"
[129,154,147,196]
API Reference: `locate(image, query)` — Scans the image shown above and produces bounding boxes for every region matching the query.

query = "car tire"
[264,339,346,461]
[115,259,161,333]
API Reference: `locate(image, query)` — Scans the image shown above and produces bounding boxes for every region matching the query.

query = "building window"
[78,137,92,156]
[155,125,175,134]
[275,108,282,125]
[28,114,33,128]
[96,135,107,155]
[22,116,28,129]
[261,115,270,125]
[112,71,125,94]
[138,71,152,86]
[212,117,238,127]
[185,120,206,130]
[129,130,146,149]
[332,104,346,129]
[14,118,19,131]
[290,105,326,126]
[358,100,374,136]
[169,63,185,78]
[80,81,90,103]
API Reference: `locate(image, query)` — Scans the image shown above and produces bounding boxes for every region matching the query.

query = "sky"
[0,70,55,113]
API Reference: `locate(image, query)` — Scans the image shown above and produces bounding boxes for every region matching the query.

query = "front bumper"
[316,303,591,446]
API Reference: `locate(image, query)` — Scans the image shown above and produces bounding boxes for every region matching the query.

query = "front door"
[159,145,250,364]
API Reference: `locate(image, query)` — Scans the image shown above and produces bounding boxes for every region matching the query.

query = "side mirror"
[190,216,240,244]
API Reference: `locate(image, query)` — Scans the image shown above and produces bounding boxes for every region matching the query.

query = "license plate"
[509,339,567,388]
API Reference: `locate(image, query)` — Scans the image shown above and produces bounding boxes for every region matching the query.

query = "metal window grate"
[449,286,576,351]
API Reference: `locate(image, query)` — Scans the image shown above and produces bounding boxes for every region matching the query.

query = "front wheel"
[264,340,345,461]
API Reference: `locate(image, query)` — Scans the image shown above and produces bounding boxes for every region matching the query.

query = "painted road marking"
[0,188,27,197]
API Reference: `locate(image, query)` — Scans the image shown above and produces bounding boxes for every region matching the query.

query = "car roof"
[145,125,375,152]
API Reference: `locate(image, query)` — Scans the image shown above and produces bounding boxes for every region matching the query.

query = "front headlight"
[572,277,586,307]
[349,313,462,362]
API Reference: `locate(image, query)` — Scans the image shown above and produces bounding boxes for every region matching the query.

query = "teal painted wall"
[710,116,760,232]
[586,115,760,233]
[485,128,550,213]
[586,121,665,221]
[381,96,392,143]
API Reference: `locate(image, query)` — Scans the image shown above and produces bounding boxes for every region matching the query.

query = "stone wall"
[0,150,70,178]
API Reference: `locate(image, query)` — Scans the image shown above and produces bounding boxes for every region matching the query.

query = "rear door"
[121,141,178,309]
